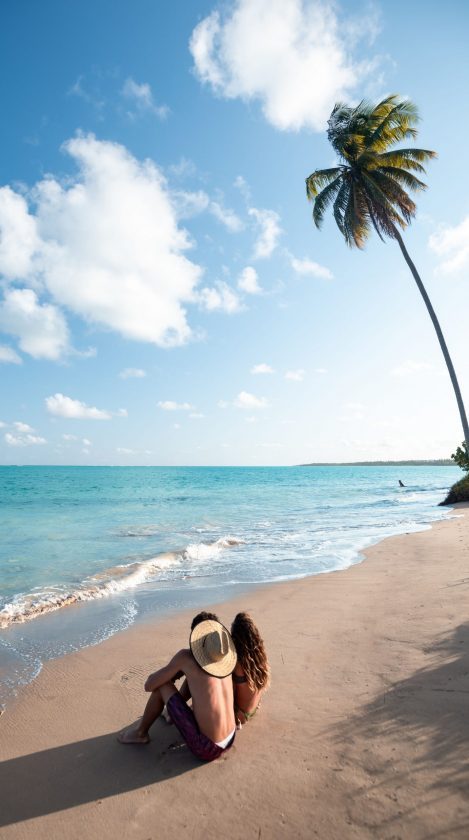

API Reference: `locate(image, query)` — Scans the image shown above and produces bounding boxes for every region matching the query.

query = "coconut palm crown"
[306,94,436,247]
[306,94,469,450]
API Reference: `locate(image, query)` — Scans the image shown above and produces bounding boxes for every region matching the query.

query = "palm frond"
[376,166,427,192]
[376,148,437,172]
[306,167,342,200]
[312,177,343,228]
[360,171,408,233]
[367,97,420,152]
[332,180,350,238]
[369,170,416,222]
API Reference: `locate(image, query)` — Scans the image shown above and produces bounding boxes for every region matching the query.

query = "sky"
[1,0,468,466]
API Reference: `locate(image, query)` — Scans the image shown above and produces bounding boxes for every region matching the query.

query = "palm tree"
[306,94,469,451]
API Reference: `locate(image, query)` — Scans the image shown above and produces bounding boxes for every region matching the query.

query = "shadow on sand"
[331,619,469,834]
[0,720,199,827]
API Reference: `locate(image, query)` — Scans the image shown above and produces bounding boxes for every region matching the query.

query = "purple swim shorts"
[166,693,235,762]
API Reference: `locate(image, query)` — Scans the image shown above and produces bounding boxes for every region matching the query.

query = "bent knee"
[159,681,178,704]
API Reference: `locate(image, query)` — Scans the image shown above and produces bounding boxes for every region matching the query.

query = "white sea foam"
[0,536,244,628]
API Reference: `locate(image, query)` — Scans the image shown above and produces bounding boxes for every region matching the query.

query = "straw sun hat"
[189,619,237,678]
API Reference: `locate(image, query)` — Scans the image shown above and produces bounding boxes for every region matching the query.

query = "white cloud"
[0,135,203,351]
[238,266,262,294]
[45,393,112,420]
[249,207,282,258]
[158,400,194,411]
[173,423,181,429]
[62,434,78,441]
[5,432,46,447]
[429,216,469,274]
[391,360,436,377]
[290,254,333,280]
[198,281,242,313]
[251,363,274,374]
[116,408,128,417]
[189,412,205,419]
[218,400,229,409]
[285,369,305,381]
[0,187,40,279]
[119,367,147,379]
[82,438,92,446]
[315,367,327,374]
[234,390,268,409]
[13,421,34,433]
[189,0,380,131]
[209,201,243,232]
[0,288,70,360]
[121,77,169,119]
[172,189,210,219]
[0,345,22,364]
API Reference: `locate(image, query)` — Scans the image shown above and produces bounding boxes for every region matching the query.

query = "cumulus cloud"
[249,207,282,258]
[119,368,147,379]
[45,393,112,420]
[0,345,22,364]
[5,432,46,447]
[0,135,203,352]
[285,369,305,381]
[290,254,333,280]
[238,266,262,294]
[121,77,169,119]
[429,216,469,274]
[0,288,70,360]
[158,400,194,411]
[189,0,380,131]
[251,363,274,374]
[198,281,242,313]
[13,421,34,433]
[234,390,268,409]
[0,187,40,279]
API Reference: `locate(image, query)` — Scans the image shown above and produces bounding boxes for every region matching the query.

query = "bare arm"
[144,650,188,692]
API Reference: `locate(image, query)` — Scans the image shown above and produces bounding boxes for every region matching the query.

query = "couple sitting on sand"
[118,611,270,762]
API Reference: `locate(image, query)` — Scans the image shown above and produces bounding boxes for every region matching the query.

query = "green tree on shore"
[305,95,469,453]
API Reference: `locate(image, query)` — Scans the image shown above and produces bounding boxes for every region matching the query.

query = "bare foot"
[117,726,150,745]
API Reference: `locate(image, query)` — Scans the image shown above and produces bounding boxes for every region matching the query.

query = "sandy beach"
[1,504,469,839]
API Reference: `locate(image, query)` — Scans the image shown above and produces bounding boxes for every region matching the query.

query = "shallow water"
[0,465,461,708]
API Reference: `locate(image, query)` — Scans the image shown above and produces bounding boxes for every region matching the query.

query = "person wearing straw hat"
[118,614,237,762]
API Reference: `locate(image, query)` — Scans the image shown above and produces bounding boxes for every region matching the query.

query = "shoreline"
[1,504,469,838]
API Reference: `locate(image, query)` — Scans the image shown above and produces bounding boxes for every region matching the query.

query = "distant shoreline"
[300,459,454,466]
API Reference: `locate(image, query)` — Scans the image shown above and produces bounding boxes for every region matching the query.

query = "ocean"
[0,464,461,709]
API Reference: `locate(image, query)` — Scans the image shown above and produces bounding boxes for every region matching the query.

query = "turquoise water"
[0,465,461,707]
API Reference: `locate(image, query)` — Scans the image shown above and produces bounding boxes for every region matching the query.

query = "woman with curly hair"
[230,612,270,726]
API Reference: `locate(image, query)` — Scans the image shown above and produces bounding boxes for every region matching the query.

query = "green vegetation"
[440,475,469,506]
[451,441,469,472]
[301,460,454,467]
[305,95,469,454]
[441,442,469,504]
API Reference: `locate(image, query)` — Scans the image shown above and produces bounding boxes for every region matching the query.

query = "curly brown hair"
[230,612,270,692]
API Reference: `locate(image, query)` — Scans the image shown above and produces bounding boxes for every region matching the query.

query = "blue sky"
[1,0,468,465]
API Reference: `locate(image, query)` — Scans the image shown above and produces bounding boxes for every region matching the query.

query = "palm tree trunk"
[393,226,469,449]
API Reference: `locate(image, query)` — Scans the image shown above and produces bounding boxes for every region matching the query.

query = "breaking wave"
[0,536,244,629]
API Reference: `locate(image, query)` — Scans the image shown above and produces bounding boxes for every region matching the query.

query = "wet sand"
[1,504,468,839]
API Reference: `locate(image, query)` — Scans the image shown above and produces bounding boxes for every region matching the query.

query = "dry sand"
[1,505,469,839]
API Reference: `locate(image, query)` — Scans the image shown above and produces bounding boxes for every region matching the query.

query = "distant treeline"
[300,460,454,467]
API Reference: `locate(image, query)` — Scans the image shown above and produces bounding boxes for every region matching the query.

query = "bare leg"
[118,688,165,744]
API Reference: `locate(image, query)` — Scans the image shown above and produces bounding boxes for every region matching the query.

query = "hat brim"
[190,619,237,678]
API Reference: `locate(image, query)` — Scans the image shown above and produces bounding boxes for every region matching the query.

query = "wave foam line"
[0,536,244,629]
